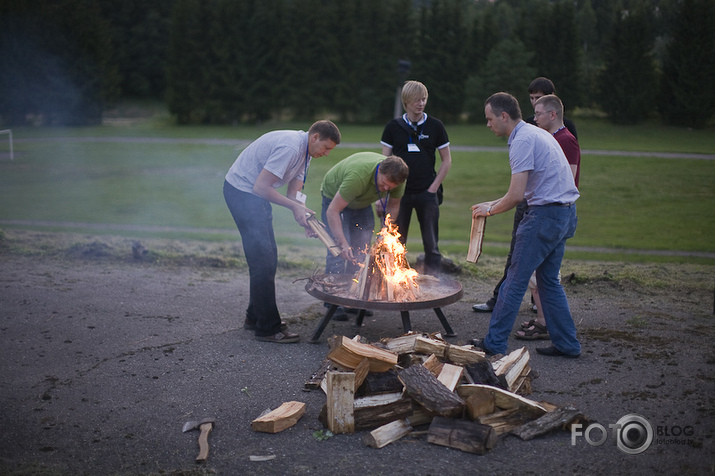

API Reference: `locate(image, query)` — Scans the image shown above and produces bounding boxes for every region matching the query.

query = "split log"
[251,401,306,433]
[512,405,587,441]
[463,390,496,420]
[353,358,371,392]
[363,419,412,448]
[407,407,435,427]
[426,416,497,455]
[492,347,530,392]
[476,408,534,436]
[305,358,346,390]
[356,369,403,396]
[422,354,444,377]
[510,364,532,395]
[413,336,487,365]
[398,365,465,418]
[463,360,508,390]
[457,384,547,419]
[436,363,463,392]
[326,371,355,434]
[327,335,398,372]
[466,215,486,263]
[307,216,340,257]
[380,333,420,354]
[319,392,413,431]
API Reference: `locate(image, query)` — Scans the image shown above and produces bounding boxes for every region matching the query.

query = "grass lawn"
[1,116,713,265]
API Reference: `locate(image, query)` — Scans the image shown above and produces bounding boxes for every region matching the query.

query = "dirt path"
[0,232,713,475]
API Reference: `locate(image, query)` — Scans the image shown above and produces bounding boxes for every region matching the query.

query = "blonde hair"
[401,81,428,109]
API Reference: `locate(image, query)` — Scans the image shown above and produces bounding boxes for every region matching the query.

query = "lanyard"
[302,140,310,190]
[404,114,424,144]
[374,164,389,224]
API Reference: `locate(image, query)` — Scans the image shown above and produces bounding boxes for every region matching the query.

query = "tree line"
[0,0,713,128]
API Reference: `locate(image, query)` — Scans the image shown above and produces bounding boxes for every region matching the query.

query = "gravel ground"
[0,231,713,476]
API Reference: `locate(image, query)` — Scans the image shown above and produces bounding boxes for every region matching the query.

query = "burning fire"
[350,214,421,302]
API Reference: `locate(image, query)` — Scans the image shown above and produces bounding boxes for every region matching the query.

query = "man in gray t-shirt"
[223,120,341,344]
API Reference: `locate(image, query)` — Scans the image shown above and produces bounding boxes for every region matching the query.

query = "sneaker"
[472,302,494,312]
[255,331,300,344]
[244,319,287,331]
[469,338,497,357]
[332,306,349,321]
[536,345,579,358]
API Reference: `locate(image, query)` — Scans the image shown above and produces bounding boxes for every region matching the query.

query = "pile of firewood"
[303,333,589,454]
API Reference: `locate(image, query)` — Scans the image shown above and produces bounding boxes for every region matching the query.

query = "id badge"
[407,143,420,152]
[296,191,307,204]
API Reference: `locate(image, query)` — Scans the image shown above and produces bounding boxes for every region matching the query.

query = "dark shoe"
[469,338,496,357]
[244,319,287,331]
[330,306,348,321]
[472,302,494,312]
[514,322,550,340]
[345,308,373,317]
[255,331,300,344]
[536,345,579,359]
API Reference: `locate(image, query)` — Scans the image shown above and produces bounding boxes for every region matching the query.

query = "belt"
[541,202,573,207]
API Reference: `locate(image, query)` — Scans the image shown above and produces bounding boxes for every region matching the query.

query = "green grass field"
[1,115,713,265]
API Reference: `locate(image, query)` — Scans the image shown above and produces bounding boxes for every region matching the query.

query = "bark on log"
[398,365,465,418]
[511,405,587,441]
[426,416,498,454]
[463,360,508,390]
[356,369,403,396]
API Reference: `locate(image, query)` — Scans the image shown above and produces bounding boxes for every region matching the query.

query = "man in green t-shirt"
[320,152,408,284]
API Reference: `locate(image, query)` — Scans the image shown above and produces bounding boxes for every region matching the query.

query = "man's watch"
[486,206,493,217]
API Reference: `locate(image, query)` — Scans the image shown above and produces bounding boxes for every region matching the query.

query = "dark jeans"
[396,190,441,275]
[322,194,374,275]
[223,181,282,336]
[487,199,529,305]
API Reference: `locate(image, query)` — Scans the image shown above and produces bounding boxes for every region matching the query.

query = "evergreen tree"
[597,7,658,124]
[0,0,119,126]
[658,0,715,128]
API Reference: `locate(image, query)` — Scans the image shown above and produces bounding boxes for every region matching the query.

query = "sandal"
[520,318,536,330]
[514,322,550,340]
[255,330,300,344]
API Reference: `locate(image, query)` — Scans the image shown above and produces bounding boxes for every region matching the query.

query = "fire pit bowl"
[305,274,463,343]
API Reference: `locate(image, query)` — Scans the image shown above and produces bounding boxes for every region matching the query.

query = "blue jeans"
[484,203,580,355]
[322,194,374,275]
[223,181,282,336]
[396,190,441,275]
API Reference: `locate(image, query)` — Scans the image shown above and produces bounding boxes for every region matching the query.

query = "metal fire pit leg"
[400,311,412,333]
[433,307,457,337]
[310,304,339,344]
[354,309,366,328]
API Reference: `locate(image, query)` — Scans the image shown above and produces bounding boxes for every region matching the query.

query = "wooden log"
[356,369,403,396]
[413,336,487,365]
[457,384,547,418]
[467,215,486,263]
[436,363,463,392]
[251,401,306,433]
[306,216,340,257]
[407,407,435,427]
[363,419,412,448]
[492,347,530,392]
[326,371,355,434]
[426,416,498,455]
[305,358,345,390]
[512,405,587,441]
[398,365,465,418]
[511,364,532,395]
[319,392,413,431]
[422,354,444,377]
[353,357,371,392]
[463,360,508,390]
[380,333,420,354]
[327,336,398,373]
[464,389,496,420]
[476,407,533,436]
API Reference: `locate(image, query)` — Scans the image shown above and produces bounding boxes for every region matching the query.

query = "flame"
[372,214,420,300]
